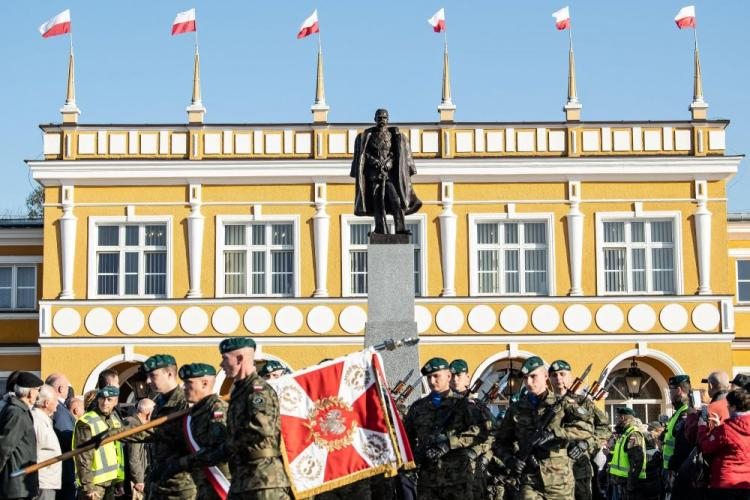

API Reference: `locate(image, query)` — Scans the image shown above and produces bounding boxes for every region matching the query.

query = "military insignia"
[343,363,369,392]
[212,411,224,419]
[307,396,358,452]
[293,454,323,483]
[279,385,305,413]
[576,407,588,415]
[362,434,389,465]
[253,385,264,392]
[252,396,265,405]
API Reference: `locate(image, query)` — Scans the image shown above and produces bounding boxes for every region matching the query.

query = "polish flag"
[297,10,319,39]
[428,8,446,33]
[172,8,196,36]
[39,10,71,39]
[675,6,696,29]
[552,6,570,30]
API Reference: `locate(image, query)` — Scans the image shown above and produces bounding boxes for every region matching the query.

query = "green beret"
[616,407,635,416]
[219,337,256,354]
[142,354,176,373]
[178,363,217,379]
[449,359,469,374]
[668,374,690,387]
[521,356,545,375]
[259,360,285,378]
[548,359,571,374]
[421,357,450,376]
[97,386,119,398]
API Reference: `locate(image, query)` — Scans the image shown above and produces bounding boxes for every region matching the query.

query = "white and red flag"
[552,6,571,30]
[675,6,696,29]
[39,10,71,38]
[297,10,320,39]
[172,8,197,35]
[427,8,446,33]
[268,349,413,497]
[183,415,229,500]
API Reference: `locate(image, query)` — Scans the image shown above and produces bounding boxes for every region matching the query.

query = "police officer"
[73,386,124,500]
[608,408,648,500]
[662,374,692,497]
[258,360,286,381]
[404,357,488,500]
[493,356,593,500]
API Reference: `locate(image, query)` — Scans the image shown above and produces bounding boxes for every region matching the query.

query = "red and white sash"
[183,414,230,499]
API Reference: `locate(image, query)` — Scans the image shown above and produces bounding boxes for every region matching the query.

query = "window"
[0,266,36,309]
[600,219,675,294]
[221,222,296,296]
[605,367,666,429]
[738,261,750,302]
[346,220,423,296]
[474,221,549,295]
[94,224,168,297]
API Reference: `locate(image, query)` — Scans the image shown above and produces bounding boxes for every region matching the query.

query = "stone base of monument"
[364,240,421,406]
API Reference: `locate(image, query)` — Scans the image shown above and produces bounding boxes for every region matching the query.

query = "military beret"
[668,374,690,387]
[421,357,450,376]
[521,356,546,375]
[616,407,635,416]
[548,359,572,374]
[142,354,176,373]
[178,363,217,379]
[14,371,43,389]
[97,386,120,398]
[730,373,750,387]
[219,337,256,354]
[258,360,285,378]
[449,359,469,374]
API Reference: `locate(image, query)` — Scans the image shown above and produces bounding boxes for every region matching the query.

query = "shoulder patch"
[576,406,588,416]
[252,396,265,405]
[253,385,265,392]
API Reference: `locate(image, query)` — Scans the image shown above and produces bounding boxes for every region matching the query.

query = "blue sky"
[1,1,748,213]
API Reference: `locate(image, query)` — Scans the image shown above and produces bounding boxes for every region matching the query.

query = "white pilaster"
[439,182,457,297]
[187,184,204,298]
[694,180,712,295]
[312,182,330,297]
[59,185,77,299]
[566,181,584,296]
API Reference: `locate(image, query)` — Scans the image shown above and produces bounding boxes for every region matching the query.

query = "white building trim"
[0,256,43,264]
[469,348,538,386]
[83,352,149,393]
[0,230,43,246]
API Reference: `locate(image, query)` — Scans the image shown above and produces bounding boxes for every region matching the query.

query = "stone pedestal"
[364,240,420,404]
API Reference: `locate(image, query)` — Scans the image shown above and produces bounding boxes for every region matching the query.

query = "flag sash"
[183,414,230,500]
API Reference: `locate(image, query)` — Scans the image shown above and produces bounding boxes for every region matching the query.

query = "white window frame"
[0,264,38,310]
[595,210,683,296]
[468,212,556,297]
[340,213,428,297]
[87,216,173,299]
[215,215,301,298]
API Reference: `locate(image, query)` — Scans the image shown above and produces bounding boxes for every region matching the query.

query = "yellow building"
[2,43,747,426]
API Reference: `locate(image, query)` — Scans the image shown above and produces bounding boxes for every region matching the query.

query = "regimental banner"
[268,348,413,497]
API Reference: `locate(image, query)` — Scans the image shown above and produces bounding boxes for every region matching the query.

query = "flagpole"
[194,25,199,55]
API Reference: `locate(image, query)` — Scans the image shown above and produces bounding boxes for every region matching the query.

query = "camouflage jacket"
[404,390,489,486]
[183,394,231,500]
[72,409,123,492]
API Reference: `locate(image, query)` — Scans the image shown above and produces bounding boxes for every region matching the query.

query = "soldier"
[153,363,231,500]
[493,356,593,500]
[662,374,691,497]
[72,386,125,500]
[607,408,649,500]
[449,359,471,394]
[548,360,610,500]
[117,354,197,499]
[258,360,286,381]
[404,357,489,500]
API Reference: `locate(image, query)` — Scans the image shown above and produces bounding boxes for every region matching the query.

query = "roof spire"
[563,30,581,121]
[60,45,80,124]
[311,44,329,123]
[690,31,708,120]
[437,41,456,123]
[186,48,206,124]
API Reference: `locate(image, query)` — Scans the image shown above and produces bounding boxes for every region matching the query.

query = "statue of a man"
[350,109,422,234]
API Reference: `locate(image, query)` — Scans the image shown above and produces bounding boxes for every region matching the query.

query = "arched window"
[604,366,666,428]
[473,358,527,419]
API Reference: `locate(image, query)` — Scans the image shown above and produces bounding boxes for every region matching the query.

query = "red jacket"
[698,413,750,489]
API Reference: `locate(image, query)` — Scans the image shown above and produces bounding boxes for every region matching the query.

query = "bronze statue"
[350,109,422,234]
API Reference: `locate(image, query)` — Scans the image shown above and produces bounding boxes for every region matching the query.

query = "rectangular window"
[347,221,422,296]
[221,222,295,297]
[475,221,548,295]
[95,223,168,297]
[600,219,675,294]
[0,266,37,310]
[738,261,750,302]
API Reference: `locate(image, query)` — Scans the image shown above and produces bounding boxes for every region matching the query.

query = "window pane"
[603,222,624,243]
[272,224,293,246]
[17,267,34,287]
[504,249,519,293]
[0,289,10,308]
[125,253,138,273]
[251,225,266,246]
[251,251,265,294]
[350,224,370,246]
[631,222,645,243]
[224,251,246,294]
[739,261,750,281]
[739,282,750,302]
[652,248,675,293]
[413,249,421,296]
[125,252,139,295]
[504,223,518,244]
[97,253,119,295]
[125,226,139,246]
[477,250,498,294]
[145,225,166,246]
[651,221,673,243]
[604,248,626,293]
[16,268,36,308]
[98,226,119,246]
[144,252,166,295]
[271,250,293,295]
[16,289,35,309]
[407,223,420,245]
[632,248,646,292]
[225,225,245,246]
[524,249,547,294]
[476,223,498,244]
[350,250,368,294]
[524,223,546,244]
[0,268,12,287]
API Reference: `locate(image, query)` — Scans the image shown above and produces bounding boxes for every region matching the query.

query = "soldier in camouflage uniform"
[258,360,287,381]
[117,354,197,500]
[548,360,611,500]
[155,363,231,500]
[404,357,489,500]
[493,356,594,500]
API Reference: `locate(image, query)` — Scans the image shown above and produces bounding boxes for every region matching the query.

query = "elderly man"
[67,398,84,419]
[0,371,44,499]
[33,385,63,500]
[686,371,732,446]
[45,373,77,500]
[124,399,154,500]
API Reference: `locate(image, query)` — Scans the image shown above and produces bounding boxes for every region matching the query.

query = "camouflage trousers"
[418,483,474,500]
[77,484,115,500]
[227,488,292,500]
[146,486,196,500]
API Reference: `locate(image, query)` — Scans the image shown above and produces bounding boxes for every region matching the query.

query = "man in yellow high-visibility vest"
[661,374,692,498]
[72,386,124,500]
[608,407,647,500]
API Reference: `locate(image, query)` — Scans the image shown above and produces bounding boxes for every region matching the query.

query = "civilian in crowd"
[0,370,21,413]
[44,373,77,500]
[646,421,663,451]
[730,373,750,390]
[66,398,84,419]
[32,385,62,500]
[698,388,750,499]
[97,369,119,390]
[686,371,731,444]
[0,371,44,499]
[125,398,154,500]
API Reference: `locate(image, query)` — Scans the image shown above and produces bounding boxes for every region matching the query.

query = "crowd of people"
[1,340,750,499]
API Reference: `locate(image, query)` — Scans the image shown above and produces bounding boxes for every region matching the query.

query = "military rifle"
[391,369,415,396]
[481,371,511,404]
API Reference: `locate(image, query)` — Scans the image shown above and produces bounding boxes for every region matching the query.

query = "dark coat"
[52,402,77,499]
[350,126,422,217]
[0,395,39,499]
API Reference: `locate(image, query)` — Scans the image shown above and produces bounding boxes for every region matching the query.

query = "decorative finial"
[186,49,205,124]
[437,43,456,122]
[690,39,708,120]
[311,46,329,123]
[60,50,80,124]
